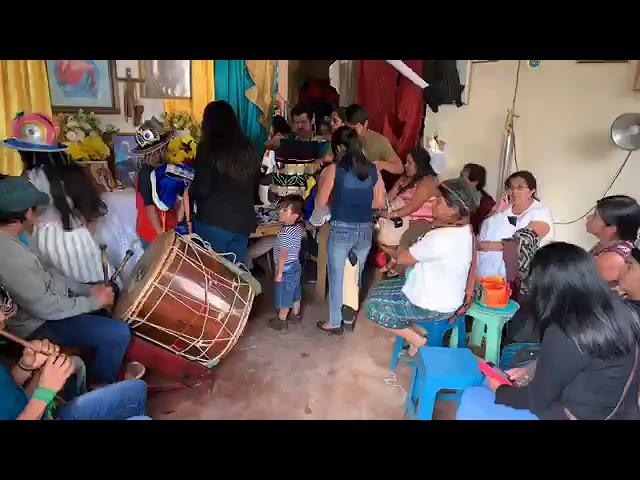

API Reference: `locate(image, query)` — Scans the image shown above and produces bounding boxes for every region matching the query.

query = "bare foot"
[408,335,427,357]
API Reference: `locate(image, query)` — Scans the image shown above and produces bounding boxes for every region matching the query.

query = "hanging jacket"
[422,60,464,113]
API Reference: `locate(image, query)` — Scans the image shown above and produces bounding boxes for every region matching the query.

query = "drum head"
[113,232,175,319]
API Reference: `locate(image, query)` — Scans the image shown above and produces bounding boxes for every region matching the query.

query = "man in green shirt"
[345,104,403,175]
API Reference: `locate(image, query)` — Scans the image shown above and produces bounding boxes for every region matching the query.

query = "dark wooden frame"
[138,60,192,99]
[46,60,120,114]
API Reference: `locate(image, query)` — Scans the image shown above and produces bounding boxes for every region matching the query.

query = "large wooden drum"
[114,232,261,367]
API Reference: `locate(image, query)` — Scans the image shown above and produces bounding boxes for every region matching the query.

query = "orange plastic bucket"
[478,276,511,308]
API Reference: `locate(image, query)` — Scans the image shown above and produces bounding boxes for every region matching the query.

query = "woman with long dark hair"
[191,100,260,264]
[460,163,495,234]
[315,126,386,333]
[20,150,110,283]
[587,195,640,285]
[458,242,640,420]
[377,146,439,275]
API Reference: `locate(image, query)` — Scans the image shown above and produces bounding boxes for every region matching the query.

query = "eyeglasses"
[506,185,530,191]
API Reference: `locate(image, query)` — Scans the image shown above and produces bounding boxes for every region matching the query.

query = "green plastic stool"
[467,300,519,365]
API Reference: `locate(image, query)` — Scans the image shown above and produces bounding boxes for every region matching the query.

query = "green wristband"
[32,387,56,404]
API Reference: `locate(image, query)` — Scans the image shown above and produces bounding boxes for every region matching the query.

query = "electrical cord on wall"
[554,150,634,225]
[510,60,522,171]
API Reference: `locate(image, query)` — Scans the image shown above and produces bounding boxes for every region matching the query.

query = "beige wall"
[424,60,640,249]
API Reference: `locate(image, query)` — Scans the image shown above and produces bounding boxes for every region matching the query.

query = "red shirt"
[135,165,177,243]
[471,190,496,235]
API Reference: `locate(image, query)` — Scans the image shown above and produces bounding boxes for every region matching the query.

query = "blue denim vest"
[330,158,376,224]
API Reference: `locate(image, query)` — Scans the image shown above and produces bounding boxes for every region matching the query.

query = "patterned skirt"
[365,277,452,329]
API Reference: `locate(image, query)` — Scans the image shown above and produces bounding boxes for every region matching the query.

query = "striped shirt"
[274,223,305,265]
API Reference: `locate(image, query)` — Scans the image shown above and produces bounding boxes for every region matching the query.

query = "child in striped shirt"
[269,195,306,331]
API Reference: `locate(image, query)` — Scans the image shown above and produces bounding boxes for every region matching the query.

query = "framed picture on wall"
[45,60,120,114]
[139,60,191,99]
[112,133,140,188]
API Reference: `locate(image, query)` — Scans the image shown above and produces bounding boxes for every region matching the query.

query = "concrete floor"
[146,271,457,420]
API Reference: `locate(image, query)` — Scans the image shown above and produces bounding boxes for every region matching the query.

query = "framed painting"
[46,60,120,114]
[139,60,191,99]
[112,133,140,188]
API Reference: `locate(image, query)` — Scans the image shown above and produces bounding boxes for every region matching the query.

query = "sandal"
[268,317,288,331]
[316,321,343,335]
[289,312,303,325]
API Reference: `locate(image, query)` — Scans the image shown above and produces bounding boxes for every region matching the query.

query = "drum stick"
[100,244,109,283]
[110,250,134,283]
[0,329,45,353]
[0,330,79,375]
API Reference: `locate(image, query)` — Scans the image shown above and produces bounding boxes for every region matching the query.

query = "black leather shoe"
[316,321,343,335]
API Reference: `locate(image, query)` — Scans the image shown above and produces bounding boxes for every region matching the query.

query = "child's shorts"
[274,261,302,309]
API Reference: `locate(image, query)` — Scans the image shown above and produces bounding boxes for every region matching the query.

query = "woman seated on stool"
[366,178,480,355]
[502,195,640,364]
[458,242,640,420]
[378,147,439,276]
[587,195,640,286]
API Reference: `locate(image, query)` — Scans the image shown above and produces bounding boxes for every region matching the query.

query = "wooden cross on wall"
[116,67,146,125]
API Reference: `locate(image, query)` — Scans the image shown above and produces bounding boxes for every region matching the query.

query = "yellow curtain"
[245,60,277,128]
[163,60,215,122]
[0,61,52,175]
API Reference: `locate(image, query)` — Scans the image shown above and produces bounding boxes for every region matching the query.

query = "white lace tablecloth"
[94,188,144,283]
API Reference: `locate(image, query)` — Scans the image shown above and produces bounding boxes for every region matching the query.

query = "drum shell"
[114,233,255,365]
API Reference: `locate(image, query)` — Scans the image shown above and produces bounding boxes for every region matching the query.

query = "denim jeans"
[55,379,148,420]
[273,261,302,309]
[193,219,249,265]
[327,221,372,327]
[29,314,131,385]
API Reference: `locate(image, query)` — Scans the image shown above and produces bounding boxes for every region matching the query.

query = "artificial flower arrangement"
[57,110,120,161]
[166,135,197,165]
[162,110,202,142]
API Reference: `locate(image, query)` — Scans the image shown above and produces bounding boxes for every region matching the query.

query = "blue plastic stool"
[389,315,466,370]
[405,347,483,420]
[467,300,519,365]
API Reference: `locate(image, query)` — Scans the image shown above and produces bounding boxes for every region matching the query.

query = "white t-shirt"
[478,199,554,278]
[402,225,473,313]
[504,200,554,246]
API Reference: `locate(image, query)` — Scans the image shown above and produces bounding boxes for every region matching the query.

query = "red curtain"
[356,60,425,161]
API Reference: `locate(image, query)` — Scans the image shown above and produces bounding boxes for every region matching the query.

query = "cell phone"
[478,360,513,386]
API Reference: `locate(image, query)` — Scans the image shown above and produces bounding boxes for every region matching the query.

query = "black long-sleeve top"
[495,325,639,420]
[190,142,260,235]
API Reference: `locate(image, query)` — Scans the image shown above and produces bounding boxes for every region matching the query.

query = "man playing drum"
[0,176,133,388]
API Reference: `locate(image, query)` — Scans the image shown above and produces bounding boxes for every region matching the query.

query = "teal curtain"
[214,60,267,155]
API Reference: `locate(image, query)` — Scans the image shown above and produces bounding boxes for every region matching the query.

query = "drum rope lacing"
[124,234,255,366]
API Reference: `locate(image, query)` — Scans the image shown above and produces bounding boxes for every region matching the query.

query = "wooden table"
[314,223,330,300]
[250,221,330,300]
[251,222,283,239]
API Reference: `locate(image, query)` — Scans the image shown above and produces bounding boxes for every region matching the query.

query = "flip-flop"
[124,361,146,380]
